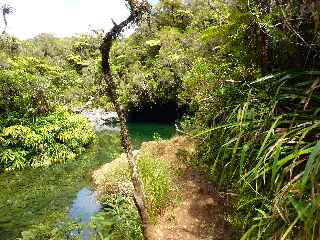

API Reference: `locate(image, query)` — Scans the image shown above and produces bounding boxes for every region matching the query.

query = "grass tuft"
[137,152,172,220]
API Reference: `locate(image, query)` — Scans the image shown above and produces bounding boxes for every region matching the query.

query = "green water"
[128,122,175,147]
[0,123,175,240]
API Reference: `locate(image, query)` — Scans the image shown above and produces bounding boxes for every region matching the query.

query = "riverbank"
[93,136,236,239]
[0,123,175,240]
[0,132,120,240]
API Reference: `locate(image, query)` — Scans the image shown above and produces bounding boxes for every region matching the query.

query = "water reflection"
[69,187,102,240]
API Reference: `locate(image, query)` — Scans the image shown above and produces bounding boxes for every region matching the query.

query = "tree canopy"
[1,0,320,239]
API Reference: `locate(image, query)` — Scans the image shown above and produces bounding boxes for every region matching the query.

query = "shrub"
[0,107,95,171]
[90,196,143,240]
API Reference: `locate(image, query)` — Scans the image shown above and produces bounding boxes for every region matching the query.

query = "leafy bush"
[90,196,143,240]
[0,108,95,171]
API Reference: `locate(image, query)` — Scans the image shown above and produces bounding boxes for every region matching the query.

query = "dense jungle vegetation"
[1,0,320,239]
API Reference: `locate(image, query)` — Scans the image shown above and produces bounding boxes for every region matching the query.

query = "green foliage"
[133,0,320,238]
[0,132,121,240]
[91,144,173,239]
[0,32,106,114]
[0,54,78,114]
[191,71,320,239]
[111,23,192,108]
[1,0,319,239]
[19,221,80,240]
[107,1,320,237]
[0,34,20,55]
[90,196,143,240]
[138,152,171,219]
[157,0,192,30]
[0,108,95,171]
[0,32,98,173]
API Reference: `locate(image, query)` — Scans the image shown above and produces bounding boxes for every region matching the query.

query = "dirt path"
[142,137,237,240]
[93,137,237,240]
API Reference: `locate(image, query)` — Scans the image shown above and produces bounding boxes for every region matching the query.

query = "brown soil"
[140,137,237,240]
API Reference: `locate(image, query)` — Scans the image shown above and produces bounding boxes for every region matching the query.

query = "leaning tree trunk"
[99,8,152,240]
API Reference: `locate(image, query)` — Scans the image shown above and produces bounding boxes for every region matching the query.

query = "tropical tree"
[1,3,13,34]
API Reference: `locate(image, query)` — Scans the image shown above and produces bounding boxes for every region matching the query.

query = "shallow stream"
[0,122,175,240]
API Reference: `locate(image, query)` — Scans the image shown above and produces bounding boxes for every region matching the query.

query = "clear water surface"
[0,122,175,240]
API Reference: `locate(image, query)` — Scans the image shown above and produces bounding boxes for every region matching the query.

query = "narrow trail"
[93,136,237,240]
[150,168,236,240]
[141,138,237,240]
